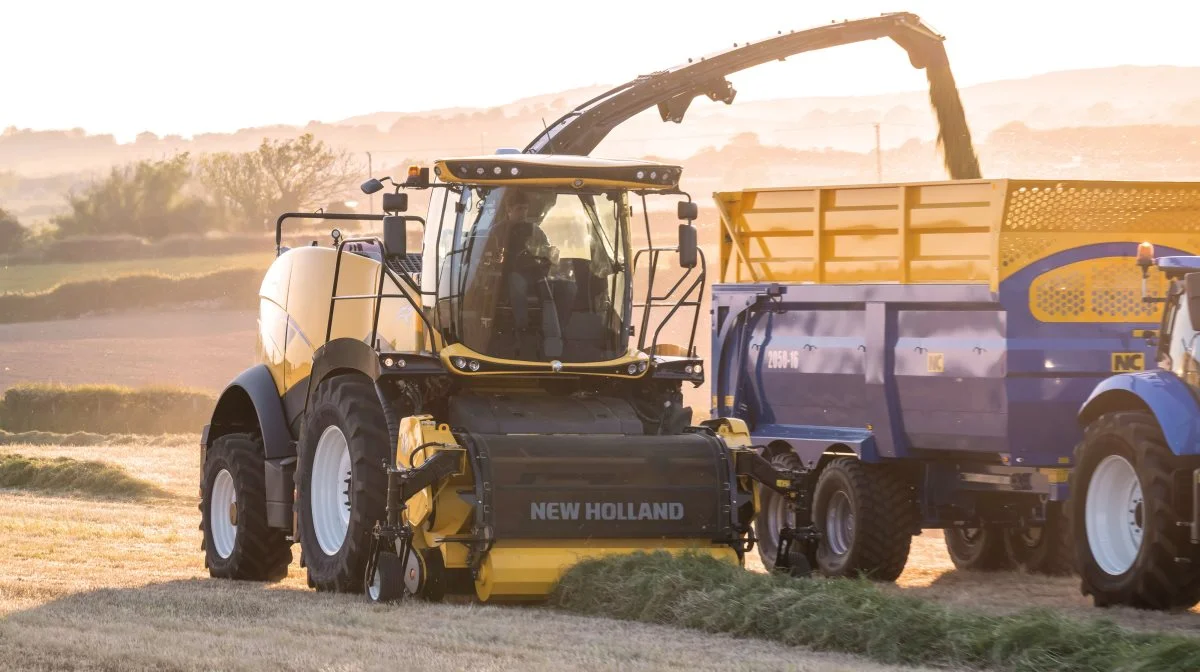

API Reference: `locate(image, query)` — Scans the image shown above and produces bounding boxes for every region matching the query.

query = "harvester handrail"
[275,212,386,257]
[632,246,707,357]
[326,234,439,354]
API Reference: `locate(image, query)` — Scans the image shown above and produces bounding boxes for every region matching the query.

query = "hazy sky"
[5,0,1200,142]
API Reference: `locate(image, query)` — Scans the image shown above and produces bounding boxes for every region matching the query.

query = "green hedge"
[0,267,259,323]
[0,384,215,434]
[550,551,1200,672]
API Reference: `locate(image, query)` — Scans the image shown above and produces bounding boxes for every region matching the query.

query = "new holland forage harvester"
[198,12,988,602]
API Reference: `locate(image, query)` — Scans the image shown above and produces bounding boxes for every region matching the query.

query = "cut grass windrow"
[549,551,1200,672]
[0,430,194,447]
[0,453,171,500]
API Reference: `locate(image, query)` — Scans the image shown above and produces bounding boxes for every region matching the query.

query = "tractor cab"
[1137,243,1200,378]
[362,153,704,374]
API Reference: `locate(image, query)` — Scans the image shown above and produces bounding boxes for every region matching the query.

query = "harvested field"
[0,308,257,392]
[0,252,270,294]
[0,439,932,672]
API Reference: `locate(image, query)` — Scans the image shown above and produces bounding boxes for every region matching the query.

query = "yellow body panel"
[473,540,740,602]
[255,246,429,396]
[715,179,1200,292]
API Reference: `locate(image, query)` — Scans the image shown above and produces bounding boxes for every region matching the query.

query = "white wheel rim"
[824,491,855,556]
[368,563,382,601]
[210,469,237,559]
[1086,454,1144,576]
[312,425,352,556]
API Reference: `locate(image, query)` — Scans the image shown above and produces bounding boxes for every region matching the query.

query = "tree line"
[1,133,361,253]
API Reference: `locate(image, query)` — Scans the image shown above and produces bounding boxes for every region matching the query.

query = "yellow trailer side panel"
[715,179,1200,292]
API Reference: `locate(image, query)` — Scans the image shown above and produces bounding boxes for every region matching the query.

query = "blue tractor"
[1072,245,1200,609]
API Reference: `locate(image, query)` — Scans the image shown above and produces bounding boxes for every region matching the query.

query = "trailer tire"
[754,450,805,572]
[812,458,915,581]
[1003,502,1076,576]
[296,374,390,593]
[944,526,1012,571]
[1073,410,1200,610]
[200,433,292,581]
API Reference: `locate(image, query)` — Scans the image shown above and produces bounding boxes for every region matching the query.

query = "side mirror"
[361,178,385,195]
[678,223,697,269]
[383,216,407,258]
[1186,273,1200,332]
[677,200,698,221]
[382,192,408,213]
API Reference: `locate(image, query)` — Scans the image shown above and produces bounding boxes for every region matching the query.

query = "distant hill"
[5,65,1200,222]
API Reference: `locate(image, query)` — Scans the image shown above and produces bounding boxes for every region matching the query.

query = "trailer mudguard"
[1078,370,1200,456]
[206,364,294,460]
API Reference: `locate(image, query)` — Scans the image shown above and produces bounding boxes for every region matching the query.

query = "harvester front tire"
[812,458,915,581]
[200,433,292,581]
[944,526,1012,572]
[296,374,390,593]
[1003,502,1076,576]
[1072,411,1200,610]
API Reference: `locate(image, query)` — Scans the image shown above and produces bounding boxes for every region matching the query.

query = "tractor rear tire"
[754,449,806,572]
[296,374,390,593]
[1003,502,1076,576]
[1072,411,1200,610]
[200,433,292,581]
[944,526,1013,571]
[811,458,916,581]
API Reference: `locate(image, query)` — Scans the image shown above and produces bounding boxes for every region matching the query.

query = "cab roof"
[431,153,683,190]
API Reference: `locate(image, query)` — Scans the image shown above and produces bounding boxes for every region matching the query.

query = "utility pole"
[874,123,882,183]
[366,151,373,213]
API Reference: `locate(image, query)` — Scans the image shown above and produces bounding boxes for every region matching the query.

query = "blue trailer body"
[712,242,1195,513]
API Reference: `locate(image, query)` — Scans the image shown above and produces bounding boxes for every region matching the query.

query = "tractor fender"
[1078,370,1200,456]
[304,337,381,410]
[206,364,294,460]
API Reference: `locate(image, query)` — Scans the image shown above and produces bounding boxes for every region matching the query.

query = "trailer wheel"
[1003,503,1076,576]
[754,449,805,572]
[811,458,915,581]
[944,526,1012,571]
[296,374,389,593]
[200,433,292,581]
[1073,411,1200,609]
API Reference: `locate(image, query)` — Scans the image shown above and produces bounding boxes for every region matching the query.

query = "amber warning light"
[1136,241,1155,269]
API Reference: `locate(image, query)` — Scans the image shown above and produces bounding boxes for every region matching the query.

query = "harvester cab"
[199,151,816,606]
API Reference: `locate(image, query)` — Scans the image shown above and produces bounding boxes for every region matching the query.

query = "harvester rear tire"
[1003,502,1076,576]
[296,374,390,593]
[812,458,915,581]
[944,526,1013,572]
[1072,411,1200,610]
[200,433,292,582]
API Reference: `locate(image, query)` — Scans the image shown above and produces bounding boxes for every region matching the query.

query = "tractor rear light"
[383,357,395,368]
[510,167,520,176]
[493,166,502,175]
[452,357,467,369]
[468,360,481,372]
[627,363,638,375]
